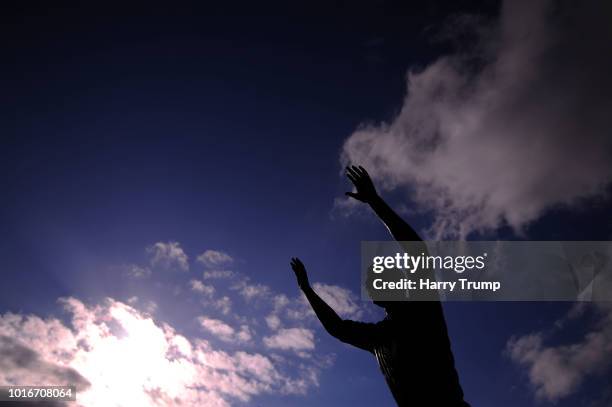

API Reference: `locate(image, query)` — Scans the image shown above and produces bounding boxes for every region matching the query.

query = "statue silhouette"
[291,165,470,406]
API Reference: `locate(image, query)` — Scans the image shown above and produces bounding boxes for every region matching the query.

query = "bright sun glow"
[70,301,198,406]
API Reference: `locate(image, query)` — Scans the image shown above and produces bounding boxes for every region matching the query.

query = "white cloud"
[203,270,236,279]
[208,296,232,315]
[144,300,158,314]
[236,325,253,343]
[123,296,157,314]
[231,279,271,302]
[263,328,315,352]
[273,294,289,311]
[0,297,320,407]
[507,302,612,402]
[190,279,215,297]
[215,297,232,315]
[310,283,362,319]
[198,317,237,342]
[0,242,357,406]
[147,241,189,271]
[286,283,362,322]
[340,0,612,238]
[198,317,252,345]
[197,250,234,269]
[265,314,281,330]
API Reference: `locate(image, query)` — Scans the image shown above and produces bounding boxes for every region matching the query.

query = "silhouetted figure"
[290,165,469,407]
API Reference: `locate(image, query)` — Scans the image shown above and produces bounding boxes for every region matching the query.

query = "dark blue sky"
[1,2,611,406]
[2,0,502,312]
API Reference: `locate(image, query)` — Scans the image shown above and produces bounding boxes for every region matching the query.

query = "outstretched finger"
[346,171,358,184]
[346,166,360,181]
[357,165,369,177]
[351,166,365,181]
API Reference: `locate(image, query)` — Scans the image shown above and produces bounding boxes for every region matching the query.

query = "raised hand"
[290,257,310,289]
[345,165,378,203]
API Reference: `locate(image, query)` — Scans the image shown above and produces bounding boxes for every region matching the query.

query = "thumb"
[345,192,362,201]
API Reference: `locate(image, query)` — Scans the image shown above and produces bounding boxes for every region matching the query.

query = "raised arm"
[345,165,423,242]
[290,258,381,351]
[346,165,437,301]
[290,258,343,335]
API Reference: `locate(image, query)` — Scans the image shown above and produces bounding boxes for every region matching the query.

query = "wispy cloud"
[198,316,252,344]
[309,283,362,319]
[147,241,189,271]
[211,296,232,315]
[190,279,215,297]
[263,328,315,352]
[265,314,281,330]
[506,302,612,402]
[197,250,234,269]
[120,264,152,279]
[231,279,271,302]
[203,270,235,279]
[284,283,363,322]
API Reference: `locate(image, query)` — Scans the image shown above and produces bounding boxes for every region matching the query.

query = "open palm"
[345,165,378,203]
